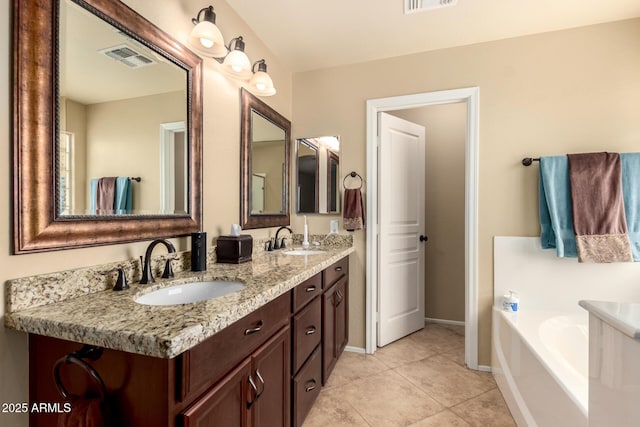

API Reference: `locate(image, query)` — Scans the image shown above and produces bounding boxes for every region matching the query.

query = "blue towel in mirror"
[114,177,132,214]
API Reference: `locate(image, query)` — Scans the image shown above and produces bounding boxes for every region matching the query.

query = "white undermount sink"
[135,280,244,306]
[284,249,326,255]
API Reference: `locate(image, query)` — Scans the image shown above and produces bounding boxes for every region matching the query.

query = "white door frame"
[366,87,480,370]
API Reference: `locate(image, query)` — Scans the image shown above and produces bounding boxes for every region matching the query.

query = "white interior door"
[378,112,426,347]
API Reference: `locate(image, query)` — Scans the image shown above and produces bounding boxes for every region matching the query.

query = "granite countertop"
[5,246,354,358]
[579,300,640,339]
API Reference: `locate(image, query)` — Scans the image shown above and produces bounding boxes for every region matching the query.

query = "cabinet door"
[335,277,349,358]
[322,276,349,385]
[252,326,290,427]
[179,357,251,427]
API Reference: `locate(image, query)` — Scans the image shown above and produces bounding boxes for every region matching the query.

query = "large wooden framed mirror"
[240,89,291,229]
[13,0,203,253]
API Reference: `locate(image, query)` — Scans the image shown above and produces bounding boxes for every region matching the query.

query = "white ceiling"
[225,0,640,73]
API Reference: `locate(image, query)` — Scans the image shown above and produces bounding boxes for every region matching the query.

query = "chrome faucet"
[273,226,293,250]
[140,239,176,284]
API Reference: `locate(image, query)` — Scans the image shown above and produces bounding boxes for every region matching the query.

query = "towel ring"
[53,346,106,401]
[343,171,363,189]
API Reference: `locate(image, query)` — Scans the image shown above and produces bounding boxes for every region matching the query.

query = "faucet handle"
[280,238,287,249]
[272,237,280,250]
[161,258,174,279]
[113,268,130,291]
[265,239,273,251]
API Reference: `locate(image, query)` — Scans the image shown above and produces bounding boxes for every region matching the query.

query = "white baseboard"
[425,317,465,327]
[344,345,366,354]
[478,365,492,372]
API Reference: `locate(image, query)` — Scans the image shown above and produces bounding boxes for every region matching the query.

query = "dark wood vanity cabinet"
[180,326,290,427]
[28,256,349,427]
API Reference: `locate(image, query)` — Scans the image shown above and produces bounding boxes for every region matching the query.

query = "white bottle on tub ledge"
[502,290,519,312]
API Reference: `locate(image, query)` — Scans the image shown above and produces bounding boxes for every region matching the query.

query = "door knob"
[419,235,428,242]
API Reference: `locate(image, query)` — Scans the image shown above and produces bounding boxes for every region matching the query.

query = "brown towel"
[343,188,365,231]
[568,152,633,263]
[57,398,104,427]
[96,177,116,215]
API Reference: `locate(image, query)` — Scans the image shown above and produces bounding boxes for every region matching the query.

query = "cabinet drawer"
[292,346,322,427]
[323,256,348,289]
[292,297,321,373]
[292,273,322,312]
[178,292,291,403]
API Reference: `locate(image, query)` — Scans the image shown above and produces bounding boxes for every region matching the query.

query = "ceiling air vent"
[405,0,458,14]
[98,44,156,69]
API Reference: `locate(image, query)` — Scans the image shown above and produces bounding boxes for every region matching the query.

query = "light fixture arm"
[252,59,267,73]
[192,5,216,25]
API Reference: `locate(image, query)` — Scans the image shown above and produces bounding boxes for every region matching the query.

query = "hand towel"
[539,156,577,257]
[89,179,98,215]
[96,177,117,215]
[621,153,640,261]
[57,397,104,427]
[114,177,132,214]
[343,188,365,231]
[568,152,633,263]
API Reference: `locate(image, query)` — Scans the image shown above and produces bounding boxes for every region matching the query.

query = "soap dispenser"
[191,232,207,271]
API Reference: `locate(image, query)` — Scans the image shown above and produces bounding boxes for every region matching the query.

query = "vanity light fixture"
[188,5,227,58]
[221,37,252,80]
[248,59,276,96]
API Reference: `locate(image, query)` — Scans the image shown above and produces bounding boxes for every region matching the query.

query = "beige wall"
[293,18,640,364]
[0,0,292,425]
[85,90,185,213]
[392,104,467,323]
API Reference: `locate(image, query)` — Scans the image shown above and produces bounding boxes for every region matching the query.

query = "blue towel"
[539,156,577,257]
[89,179,98,215]
[114,177,132,214]
[621,153,640,261]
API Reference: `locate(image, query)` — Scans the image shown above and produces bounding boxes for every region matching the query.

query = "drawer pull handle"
[305,379,317,392]
[247,375,258,408]
[335,266,343,272]
[255,369,265,400]
[305,326,317,335]
[305,285,317,292]
[244,320,264,335]
[335,289,343,306]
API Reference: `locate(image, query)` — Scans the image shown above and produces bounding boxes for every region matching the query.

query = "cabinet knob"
[305,326,317,335]
[305,285,317,293]
[335,266,343,272]
[305,379,317,392]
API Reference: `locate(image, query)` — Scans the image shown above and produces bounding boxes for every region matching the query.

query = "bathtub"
[492,308,588,426]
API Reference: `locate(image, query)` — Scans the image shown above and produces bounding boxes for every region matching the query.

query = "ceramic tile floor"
[303,323,516,427]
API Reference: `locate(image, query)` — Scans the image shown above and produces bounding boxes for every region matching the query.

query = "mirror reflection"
[240,88,290,229]
[250,112,286,215]
[58,0,188,216]
[296,136,341,214]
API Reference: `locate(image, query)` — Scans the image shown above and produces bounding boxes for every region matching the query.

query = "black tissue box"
[216,235,253,264]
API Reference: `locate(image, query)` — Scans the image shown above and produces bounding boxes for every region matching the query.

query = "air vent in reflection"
[404,0,457,14]
[98,44,156,68]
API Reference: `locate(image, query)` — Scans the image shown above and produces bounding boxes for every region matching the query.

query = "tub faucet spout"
[140,239,176,284]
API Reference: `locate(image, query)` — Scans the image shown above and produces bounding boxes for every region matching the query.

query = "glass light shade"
[249,71,276,96]
[188,21,227,58]
[223,50,252,80]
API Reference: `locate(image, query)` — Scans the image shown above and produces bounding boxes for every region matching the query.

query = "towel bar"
[522,157,540,166]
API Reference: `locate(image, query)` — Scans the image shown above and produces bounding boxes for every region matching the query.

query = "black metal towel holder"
[53,345,106,401]
[343,171,364,189]
[522,157,540,166]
